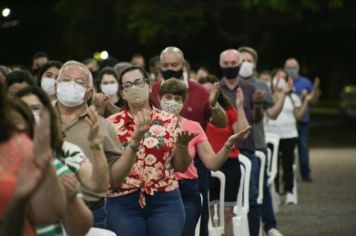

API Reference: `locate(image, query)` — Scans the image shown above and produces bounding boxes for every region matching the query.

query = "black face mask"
[221,66,240,80]
[161,69,183,80]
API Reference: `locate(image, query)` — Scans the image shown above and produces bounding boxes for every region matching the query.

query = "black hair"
[118,65,151,108]
[16,86,63,152]
[118,65,150,87]
[33,51,49,60]
[0,82,16,142]
[9,98,35,139]
[198,74,233,109]
[37,60,63,86]
[6,70,35,88]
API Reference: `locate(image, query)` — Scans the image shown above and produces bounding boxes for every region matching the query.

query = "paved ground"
[273,112,356,236]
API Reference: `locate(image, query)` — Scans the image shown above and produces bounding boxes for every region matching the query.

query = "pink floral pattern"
[106,107,179,199]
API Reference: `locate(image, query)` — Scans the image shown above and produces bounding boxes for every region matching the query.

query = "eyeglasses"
[121,78,147,91]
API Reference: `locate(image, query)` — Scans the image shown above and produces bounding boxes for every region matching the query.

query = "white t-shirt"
[264,93,301,139]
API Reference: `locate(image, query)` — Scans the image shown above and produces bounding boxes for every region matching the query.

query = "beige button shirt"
[57,103,123,202]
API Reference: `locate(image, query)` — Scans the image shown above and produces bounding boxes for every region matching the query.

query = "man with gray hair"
[55,61,140,227]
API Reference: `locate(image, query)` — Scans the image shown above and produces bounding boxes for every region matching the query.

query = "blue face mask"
[286,68,299,78]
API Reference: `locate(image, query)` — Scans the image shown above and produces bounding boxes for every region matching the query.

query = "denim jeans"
[258,148,277,233]
[195,156,210,236]
[179,179,202,236]
[240,150,260,236]
[106,189,185,236]
[297,122,311,178]
[93,205,107,229]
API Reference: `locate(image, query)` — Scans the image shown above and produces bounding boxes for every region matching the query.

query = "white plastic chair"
[255,151,266,205]
[208,170,226,236]
[265,133,281,213]
[233,154,251,236]
[86,227,117,236]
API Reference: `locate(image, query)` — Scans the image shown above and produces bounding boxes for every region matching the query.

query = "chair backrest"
[210,170,226,231]
[266,148,272,177]
[265,133,280,185]
[237,154,251,210]
[255,151,266,204]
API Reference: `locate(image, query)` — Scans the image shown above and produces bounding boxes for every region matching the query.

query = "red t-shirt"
[151,80,212,130]
[0,133,37,236]
[207,107,240,158]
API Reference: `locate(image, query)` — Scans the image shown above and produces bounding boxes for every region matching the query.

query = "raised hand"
[85,105,100,143]
[208,82,220,107]
[235,87,244,107]
[33,109,52,170]
[226,126,252,145]
[252,89,265,104]
[176,130,197,147]
[93,92,109,115]
[131,109,151,143]
[60,174,80,203]
[283,79,294,94]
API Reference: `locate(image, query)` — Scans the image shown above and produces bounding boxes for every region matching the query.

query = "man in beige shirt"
[55,61,142,227]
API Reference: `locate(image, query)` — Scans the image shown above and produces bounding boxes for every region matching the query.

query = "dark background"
[1,0,356,99]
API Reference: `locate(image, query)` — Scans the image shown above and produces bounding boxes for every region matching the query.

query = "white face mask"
[160,99,183,115]
[101,83,118,96]
[41,77,56,96]
[239,61,254,78]
[273,77,287,91]
[57,81,87,107]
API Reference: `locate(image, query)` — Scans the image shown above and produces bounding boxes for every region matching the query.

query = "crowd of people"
[0,46,319,236]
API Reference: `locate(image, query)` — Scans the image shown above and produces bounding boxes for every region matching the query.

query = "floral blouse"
[106,107,179,204]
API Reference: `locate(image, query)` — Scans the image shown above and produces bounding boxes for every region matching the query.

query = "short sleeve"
[101,118,124,168]
[190,121,208,146]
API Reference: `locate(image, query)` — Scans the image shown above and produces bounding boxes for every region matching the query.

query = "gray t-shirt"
[247,77,274,149]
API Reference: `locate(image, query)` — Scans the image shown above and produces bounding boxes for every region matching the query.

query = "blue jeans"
[240,150,260,236]
[93,205,107,229]
[195,156,210,236]
[179,179,202,236]
[258,148,277,233]
[106,189,185,236]
[297,122,310,178]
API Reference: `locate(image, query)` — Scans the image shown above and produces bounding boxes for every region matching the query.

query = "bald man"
[151,46,226,129]
[284,58,319,182]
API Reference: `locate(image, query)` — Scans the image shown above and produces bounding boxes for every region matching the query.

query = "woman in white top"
[264,69,312,204]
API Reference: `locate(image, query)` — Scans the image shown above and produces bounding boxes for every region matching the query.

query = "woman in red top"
[106,66,195,236]
[0,82,65,236]
[199,75,250,236]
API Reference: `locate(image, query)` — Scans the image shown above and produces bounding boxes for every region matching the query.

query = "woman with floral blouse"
[106,66,195,236]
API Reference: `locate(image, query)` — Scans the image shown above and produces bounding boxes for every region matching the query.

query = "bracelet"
[224,143,234,151]
[128,142,140,152]
[177,144,188,149]
[210,103,219,110]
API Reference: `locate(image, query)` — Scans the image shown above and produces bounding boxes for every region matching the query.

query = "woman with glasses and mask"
[106,66,196,236]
